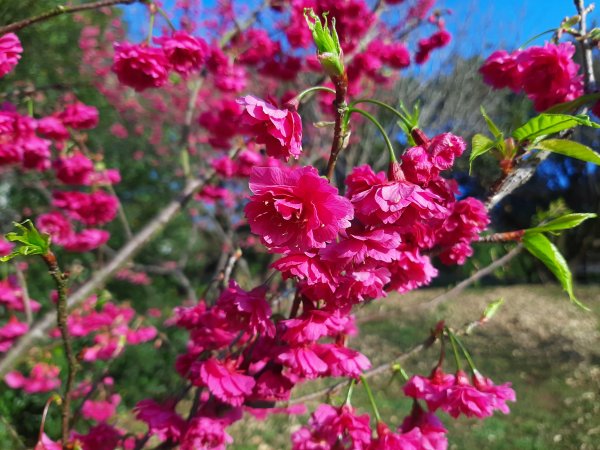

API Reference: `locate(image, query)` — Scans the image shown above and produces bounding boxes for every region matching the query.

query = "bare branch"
[0,0,142,35]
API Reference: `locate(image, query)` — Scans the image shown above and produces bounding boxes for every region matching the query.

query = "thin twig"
[575,0,597,92]
[0,0,142,35]
[40,251,77,448]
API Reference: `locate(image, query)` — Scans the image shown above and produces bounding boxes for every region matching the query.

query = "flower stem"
[360,375,382,422]
[450,330,477,372]
[295,86,337,103]
[446,329,462,372]
[146,10,156,45]
[350,98,413,131]
[156,5,176,31]
[347,107,397,163]
[344,378,356,405]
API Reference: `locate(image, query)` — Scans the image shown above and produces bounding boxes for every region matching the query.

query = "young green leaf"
[470,133,496,173]
[531,139,600,165]
[0,220,50,262]
[543,93,600,114]
[480,106,503,140]
[513,114,600,142]
[527,213,597,233]
[523,231,589,310]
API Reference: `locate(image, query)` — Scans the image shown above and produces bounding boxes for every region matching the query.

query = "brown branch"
[40,251,77,449]
[0,0,142,35]
[420,244,523,311]
[0,173,216,378]
[325,73,350,181]
[287,315,490,406]
[575,0,597,92]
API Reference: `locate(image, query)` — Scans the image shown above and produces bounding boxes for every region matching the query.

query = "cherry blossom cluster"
[479,42,584,111]
[0,32,22,78]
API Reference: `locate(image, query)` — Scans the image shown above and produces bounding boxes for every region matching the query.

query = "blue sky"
[122,0,596,53]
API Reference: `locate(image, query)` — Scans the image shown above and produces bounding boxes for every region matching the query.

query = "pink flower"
[316,344,371,378]
[415,30,451,64]
[198,358,255,406]
[472,370,516,414]
[112,42,170,91]
[4,362,61,393]
[0,316,28,352]
[281,308,347,345]
[72,423,123,450]
[216,282,275,337]
[245,166,353,253]
[134,399,186,441]
[63,229,110,252]
[479,50,523,92]
[52,190,118,226]
[442,370,496,418]
[180,417,233,450]
[273,252,337,290]
[237,95,303,161]
[346,165,445,227]
[517,42,583,111]
[58,102,99,130]
[277,344,329,379]
[37,116,70,141]
[155,31,208,77]
[236,29,280,65]
[322,226,401,265]
[427,133,466,171]
[82,394,121,422]
[387,249,438,293]
[0,237,14,257]
[403,367,455,411]
[0,33,22,78]
[53,153,95,185]
[37,211,73,245]
[291,404,372,450]
[399,402,448,450]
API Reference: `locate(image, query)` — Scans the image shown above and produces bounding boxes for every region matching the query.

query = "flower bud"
[304,9,345,78]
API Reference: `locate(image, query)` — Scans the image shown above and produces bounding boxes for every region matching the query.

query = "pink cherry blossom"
[237,95,303,161]
[479,50,523,92]
[112,42,170,91]
[245,166,353,253]
[134,399,187,441]
[155,31,208,77]
[0,33,22,78]
[180,416,233,450]
[291,404,372,450]
[4,362,61,393]
[58,102,99,130]
[197,357,255,406]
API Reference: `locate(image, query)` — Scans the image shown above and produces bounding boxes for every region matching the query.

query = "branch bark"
[0,174,214,377]
[0,0,142,35]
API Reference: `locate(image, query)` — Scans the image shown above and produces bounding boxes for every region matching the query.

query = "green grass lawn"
[229,284,600,450]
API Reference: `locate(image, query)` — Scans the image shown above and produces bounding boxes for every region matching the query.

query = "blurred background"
[0,0,599,449]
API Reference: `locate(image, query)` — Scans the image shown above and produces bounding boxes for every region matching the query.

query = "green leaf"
[523,232,589,310]
[531,139,600,165]
[527,213,597,233]
[482,298,505,321]
[543,93,600,114]
[304,8,344,77]
[0,220,50,262]
[469,133,496,173]
[513,114,600,142]
[480,106,503,140]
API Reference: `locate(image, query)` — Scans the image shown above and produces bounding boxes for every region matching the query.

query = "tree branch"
[0,0,142,35]
[0,173,216,377]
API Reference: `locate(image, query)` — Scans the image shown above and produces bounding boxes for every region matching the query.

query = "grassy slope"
[230,285,600,450]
